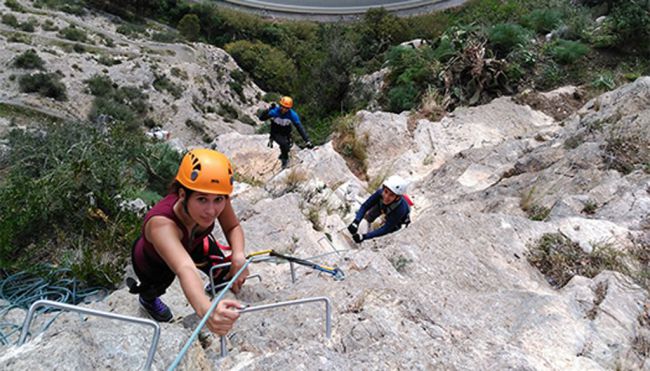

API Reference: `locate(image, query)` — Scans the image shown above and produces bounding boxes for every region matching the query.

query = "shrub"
[591,73,616,91]
[85,74,115,96]
[85,75,150,130]
[178,13,200,41]
[2,13,19,27]
[488,23,531,55]
[13,49,45,69]
[19,20,36,32]
[5,0,24,12]
[547,39,590,64]
[224,40,297,93]
[384,46,436,112]
[7,32,32,44]
[152,31,178,43]
[153,74,183,99]
[42,19,58,31]
[0,121,180,286]
[58,25,88,43]
[523,9,563,33]
[18,73,67,101]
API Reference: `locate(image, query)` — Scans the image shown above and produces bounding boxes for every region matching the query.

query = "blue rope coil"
[0,267,107,345]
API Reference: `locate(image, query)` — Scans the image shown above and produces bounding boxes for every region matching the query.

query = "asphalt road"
[222,0,464,15]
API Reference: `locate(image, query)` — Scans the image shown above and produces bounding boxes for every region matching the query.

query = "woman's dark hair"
[168,180,194,198]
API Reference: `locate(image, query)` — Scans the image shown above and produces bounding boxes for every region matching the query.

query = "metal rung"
[220,296,332,357]
[19,299,160,370]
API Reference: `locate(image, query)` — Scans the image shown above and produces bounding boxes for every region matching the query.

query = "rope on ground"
[0,266,107,346]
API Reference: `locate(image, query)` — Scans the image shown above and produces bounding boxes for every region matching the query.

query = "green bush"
[0,121,180,286]
[18,73,67,101]
[116,22,149,37]
[224,40,297,93]
[34,0,86,15]
[609,1,650,52]
[523,9,562,33]
[42,19,58,31]
[2,13,19,27]
[488,23,530,55]
[5,0,24,12]
[19,19,36,32]
[178,13,200,41]
[85,74,115,96]
[153,74,183,99]
[152,31,178,43]
[547,39,590,64]
[384,46,436,112]
[58,25,88,43]
[13,49,45,69]
[85,75,150,130]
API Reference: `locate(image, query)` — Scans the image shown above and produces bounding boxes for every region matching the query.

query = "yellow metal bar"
[247,249,273,258]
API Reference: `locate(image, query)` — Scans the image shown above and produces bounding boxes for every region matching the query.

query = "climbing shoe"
[139,296,173,322]
[281,158,289,169]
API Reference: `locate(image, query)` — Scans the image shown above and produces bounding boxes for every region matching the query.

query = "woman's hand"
[205,299,241,336]
[227,253,249,294]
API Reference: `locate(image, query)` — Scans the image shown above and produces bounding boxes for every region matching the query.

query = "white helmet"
[383,175,408,196]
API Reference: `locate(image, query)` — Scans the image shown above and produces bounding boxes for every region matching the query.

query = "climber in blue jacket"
[348,175,411,243]
[258,96,313,169]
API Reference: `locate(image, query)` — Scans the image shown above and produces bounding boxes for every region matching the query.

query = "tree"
[178,13,201,41]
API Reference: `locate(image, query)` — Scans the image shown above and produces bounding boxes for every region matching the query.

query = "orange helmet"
[279,96,293,109]
[175,149,233,195]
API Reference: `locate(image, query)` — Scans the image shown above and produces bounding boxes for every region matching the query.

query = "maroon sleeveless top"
[132,193,214,283]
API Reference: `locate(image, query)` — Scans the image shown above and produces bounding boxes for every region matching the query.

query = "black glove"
[305,141,314,149]
[267,136,273,148]
[352,233,364,244]
[347,221,359,235]
[270,102,277,109]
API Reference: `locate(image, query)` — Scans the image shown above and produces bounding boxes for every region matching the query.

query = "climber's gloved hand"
[305,141,314,149]
[267,136,273,148]
[270,103,277,109]
[347,221,359,235]
[352,233,364,244]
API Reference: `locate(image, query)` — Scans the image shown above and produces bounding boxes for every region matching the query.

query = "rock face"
[0,1,265,146]
[1,1,649,370]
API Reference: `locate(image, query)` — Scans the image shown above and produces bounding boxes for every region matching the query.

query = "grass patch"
[604,133,650,175]
[527,233,628,288]
[520,187,550,221]
[332,115,368,180]
[284,168,308,192]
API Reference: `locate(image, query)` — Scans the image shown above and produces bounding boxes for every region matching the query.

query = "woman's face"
[185,192,228,228]
[381,186,399,205]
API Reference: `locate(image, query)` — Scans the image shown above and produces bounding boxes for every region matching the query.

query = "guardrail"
[19,300,160,370]
[224,0,451,15]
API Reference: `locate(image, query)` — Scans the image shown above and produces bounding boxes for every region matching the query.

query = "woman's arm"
[146,216,240,334]
[218,200,249,293]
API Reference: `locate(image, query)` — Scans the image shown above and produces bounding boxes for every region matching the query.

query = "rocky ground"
[0,1,649,370]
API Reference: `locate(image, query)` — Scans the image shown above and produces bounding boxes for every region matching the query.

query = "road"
[219,0,467,17]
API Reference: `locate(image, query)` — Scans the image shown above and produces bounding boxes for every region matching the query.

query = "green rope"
[0,267,107,345]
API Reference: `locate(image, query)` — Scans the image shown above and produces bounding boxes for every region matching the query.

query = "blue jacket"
[262,106,310,142]
[355,189,410,240]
